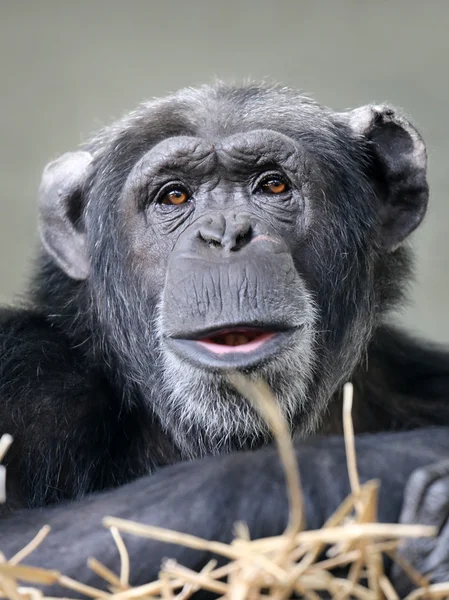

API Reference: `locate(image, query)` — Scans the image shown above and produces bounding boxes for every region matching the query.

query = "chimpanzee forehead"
[130,129,303,179]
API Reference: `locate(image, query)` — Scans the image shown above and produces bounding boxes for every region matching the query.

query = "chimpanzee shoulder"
[0,307,179,509]
[356,325,449,430]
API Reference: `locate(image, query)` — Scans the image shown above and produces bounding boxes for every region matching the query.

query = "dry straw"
[0,378,448,599]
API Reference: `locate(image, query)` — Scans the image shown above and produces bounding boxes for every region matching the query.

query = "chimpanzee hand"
[391,459,449,596]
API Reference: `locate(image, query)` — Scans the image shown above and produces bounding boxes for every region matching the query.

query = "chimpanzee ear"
[38,151,93,280]
[345,105,429,251]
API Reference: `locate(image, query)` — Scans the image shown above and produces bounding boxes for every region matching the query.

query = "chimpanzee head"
[36,83,428,456]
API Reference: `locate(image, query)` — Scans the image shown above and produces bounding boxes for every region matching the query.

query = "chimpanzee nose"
[198,213,253,251]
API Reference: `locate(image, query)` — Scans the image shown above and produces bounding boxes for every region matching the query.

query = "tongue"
[197,332,275,354]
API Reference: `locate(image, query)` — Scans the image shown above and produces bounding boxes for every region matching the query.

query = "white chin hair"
[155,327,317,457]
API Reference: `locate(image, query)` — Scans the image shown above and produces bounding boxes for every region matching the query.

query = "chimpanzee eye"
[256,174,290,195]
[158,186,191,206]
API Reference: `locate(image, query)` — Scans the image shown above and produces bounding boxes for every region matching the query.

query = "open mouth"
[196,328,276,354]
[165,324,296,370]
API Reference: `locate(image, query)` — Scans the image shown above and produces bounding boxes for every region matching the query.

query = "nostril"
[198,230,222,248]
[197,214,226,249]
[231,227,253,251]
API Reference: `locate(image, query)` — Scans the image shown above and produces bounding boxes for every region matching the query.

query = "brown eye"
[161,188,190,205]
[261,177,288,194]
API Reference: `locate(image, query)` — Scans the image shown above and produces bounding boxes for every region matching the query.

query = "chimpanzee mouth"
[196,328,276,354]
[164,325,297,370]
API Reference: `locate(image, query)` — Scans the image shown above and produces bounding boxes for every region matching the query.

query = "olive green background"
[1,1,448,341]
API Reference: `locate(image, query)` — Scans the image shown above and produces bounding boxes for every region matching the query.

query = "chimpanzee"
[2,82,449,592]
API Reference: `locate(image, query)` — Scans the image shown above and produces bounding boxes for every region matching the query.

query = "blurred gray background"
[1,1,448,341]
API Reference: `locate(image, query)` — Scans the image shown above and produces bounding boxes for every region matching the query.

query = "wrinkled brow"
[134,136,218,178]
[216,129,303,174]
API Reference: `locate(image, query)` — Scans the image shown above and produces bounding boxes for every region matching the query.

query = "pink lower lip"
[196,332,276,355]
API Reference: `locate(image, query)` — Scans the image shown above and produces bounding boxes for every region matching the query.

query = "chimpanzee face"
[37,84,428,455]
